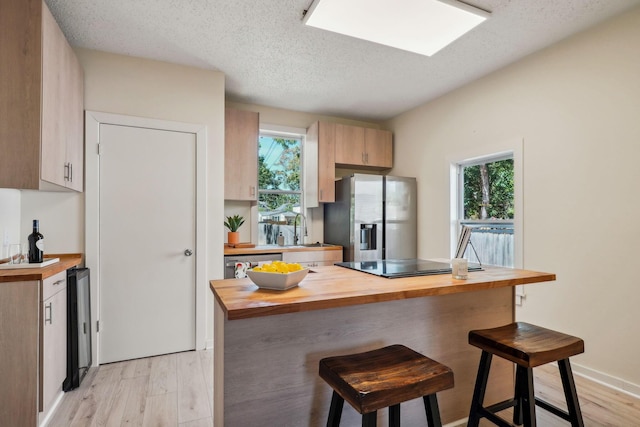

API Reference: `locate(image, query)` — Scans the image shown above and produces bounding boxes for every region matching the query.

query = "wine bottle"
[28,219,44,263]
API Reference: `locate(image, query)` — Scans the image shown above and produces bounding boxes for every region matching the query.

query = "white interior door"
[99,124,196,363]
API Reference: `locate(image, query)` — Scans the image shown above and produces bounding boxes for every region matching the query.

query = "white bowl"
[246,268,309,290]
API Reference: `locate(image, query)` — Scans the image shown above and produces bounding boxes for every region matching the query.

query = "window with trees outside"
[258,132,303,246]
[458,155,514,267]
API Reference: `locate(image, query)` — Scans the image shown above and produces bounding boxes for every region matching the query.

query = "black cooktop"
[335,259,482,279]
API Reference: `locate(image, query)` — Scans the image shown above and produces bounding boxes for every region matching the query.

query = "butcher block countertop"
[224,244,342,256]
[0,253,83,283]
[210,264,555,320]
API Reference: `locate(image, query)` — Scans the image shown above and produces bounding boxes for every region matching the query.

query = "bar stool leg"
[327,391,344,427]
[423,394,443,427]
[557,359,584,427]
[516,366,537,427]
[513,365,524,426]
[468,351,493,427]
[389,404,400,427]
[362,411,377,427]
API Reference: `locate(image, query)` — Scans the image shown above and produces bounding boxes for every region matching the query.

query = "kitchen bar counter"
[211,264,555,320]
[211,265,555,426]
[0,253,83,283]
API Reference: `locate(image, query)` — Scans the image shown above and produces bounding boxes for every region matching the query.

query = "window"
[257,131,303,245]
[457,154,514,267]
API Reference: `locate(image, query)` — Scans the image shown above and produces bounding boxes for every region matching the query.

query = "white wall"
[386,6,640,392]
[0,189,21,252]
[21,190,84,254]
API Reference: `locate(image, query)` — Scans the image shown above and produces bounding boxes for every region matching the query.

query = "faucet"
[293,213,307,245]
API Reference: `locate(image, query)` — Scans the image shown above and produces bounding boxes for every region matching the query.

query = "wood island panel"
[211,265,555,426]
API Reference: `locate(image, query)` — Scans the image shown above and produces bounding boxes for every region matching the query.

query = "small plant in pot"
[224,215,245,245]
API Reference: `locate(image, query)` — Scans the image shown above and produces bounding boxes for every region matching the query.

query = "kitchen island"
[210,264,555,426]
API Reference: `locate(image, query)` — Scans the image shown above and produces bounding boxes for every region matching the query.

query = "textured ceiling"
[46,0,640,122]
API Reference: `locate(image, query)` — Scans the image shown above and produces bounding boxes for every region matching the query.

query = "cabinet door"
[64,41,85,192]
[364,128,393,168]
[335,124,365,166]
[41,287,67,415]
[318,122,336,203]
[0,0,42,190]
[0,281,39,427]
[40,2,68,188]
[225,108,259,201]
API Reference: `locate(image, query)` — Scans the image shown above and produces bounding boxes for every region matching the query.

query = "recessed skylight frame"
[303,0,490,57]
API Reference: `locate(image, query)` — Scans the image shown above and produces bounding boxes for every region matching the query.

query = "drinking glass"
[20,243,29,264]
[8,244,22,264]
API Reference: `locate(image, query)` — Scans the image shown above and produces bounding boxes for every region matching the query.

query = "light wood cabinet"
[40,271,67,417]
[282,249,343,267]
[335,125,393,169]
[0,280,40,427]
[363,128,393,168]
[0,0,84,191]
[335,124,365,165]
[0,270,68,426]
[225,108,259,201]
[306,121,336,205]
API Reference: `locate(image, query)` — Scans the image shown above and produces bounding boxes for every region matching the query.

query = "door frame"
[85,111,207,365]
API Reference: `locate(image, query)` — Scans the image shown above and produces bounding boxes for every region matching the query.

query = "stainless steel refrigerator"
[324,174,417,262]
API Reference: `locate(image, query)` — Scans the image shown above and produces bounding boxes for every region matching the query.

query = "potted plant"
[224,215,245,245]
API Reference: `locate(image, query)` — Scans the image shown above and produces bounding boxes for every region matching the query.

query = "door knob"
[184,249,193,256]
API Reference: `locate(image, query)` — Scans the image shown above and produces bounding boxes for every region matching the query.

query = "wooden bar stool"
[319,344,454,427]
[467,322,585,427]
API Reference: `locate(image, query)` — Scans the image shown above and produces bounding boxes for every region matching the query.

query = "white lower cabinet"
[282,249,343,268]
[40,271,67,421]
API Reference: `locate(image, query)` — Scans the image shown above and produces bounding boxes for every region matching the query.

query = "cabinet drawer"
[282,250,343,264]
[42,270,67,301]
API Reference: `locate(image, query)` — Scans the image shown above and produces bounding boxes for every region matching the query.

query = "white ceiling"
[47,0,640,122]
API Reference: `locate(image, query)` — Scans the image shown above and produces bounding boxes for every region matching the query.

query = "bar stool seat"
[319,344,454,427]
[467,322,585,427]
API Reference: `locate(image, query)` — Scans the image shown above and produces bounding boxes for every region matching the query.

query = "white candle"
[452,258,468,279]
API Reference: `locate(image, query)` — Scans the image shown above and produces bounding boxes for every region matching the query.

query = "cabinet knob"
[184,249,193,256]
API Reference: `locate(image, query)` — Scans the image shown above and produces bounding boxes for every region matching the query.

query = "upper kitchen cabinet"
[335,124,393,170]
[334,124,364,166]
[305,121,336,207]
[0,0,84,192]
[225,108,259,201]
[363,127,393,169]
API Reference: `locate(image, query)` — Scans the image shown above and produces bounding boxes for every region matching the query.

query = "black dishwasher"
[64,267,92,391]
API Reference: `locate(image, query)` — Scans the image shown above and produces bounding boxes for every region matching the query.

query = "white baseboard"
[571,361,640,399]
[39,390,65,427]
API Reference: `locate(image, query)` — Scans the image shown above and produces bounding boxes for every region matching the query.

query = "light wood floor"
[477,364,640,427]
[49,349,640,426]
[49,350,213,427]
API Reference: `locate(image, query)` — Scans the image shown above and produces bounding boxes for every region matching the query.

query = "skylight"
[303,0,490,57]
